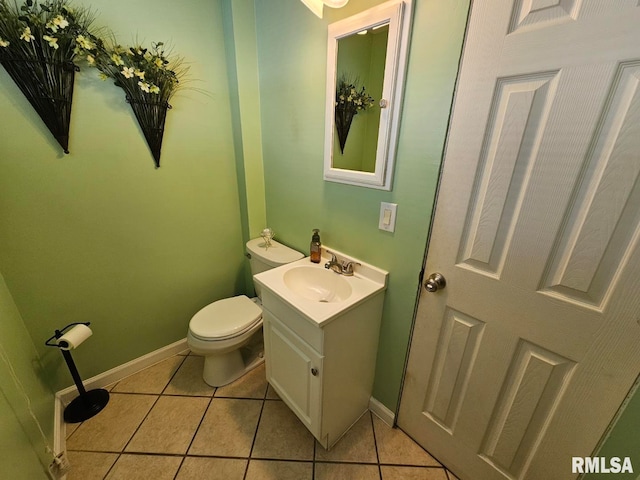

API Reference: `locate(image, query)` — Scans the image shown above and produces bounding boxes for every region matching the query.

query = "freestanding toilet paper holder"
[45,322,110,423]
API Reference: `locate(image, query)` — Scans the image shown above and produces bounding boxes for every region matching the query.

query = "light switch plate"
[379,202,398,232]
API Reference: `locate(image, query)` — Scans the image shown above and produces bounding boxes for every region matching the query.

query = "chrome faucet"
[341,261,360,276]
[324,250,361,276]
[325,251,342,274]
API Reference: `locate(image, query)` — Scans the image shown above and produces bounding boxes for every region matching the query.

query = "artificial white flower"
[75,35,95,50]
[149,85,160,94]
[0,38,9,47]
[53,15,69,30]
[47,15,69,32]
[111,53,124,66]
[138,81,151,93]
[134,69,145,80]
[43,35,59,49]
[121,66,135,78]
[86,54,95,65]
[20,27,35,43]
[98,72,108,81]
[154,57,163,68]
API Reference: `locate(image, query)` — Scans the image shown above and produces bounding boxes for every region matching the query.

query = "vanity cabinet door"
[263,310,323,438]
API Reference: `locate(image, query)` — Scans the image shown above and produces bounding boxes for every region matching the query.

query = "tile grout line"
[117,396,170,455]
[160,355,189,396]
[370,410,384,480]
[115,355,189,467]
[171,354,215,479]
[66,392,162,480]
[118,394,160,454]
[102,453,120,480]
[173,390,217,480]
[312,435,316,480]
[241,381,269,480]
[68,446,455,467]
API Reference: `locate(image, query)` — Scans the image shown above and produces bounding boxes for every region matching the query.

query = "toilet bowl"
[187,295,263,386]
[187,238,303,386]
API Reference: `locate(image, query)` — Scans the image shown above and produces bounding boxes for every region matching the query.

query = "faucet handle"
[342,261,361,276]
[324,250,338,269]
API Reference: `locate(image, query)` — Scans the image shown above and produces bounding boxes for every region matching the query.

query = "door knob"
[424,273,446,292]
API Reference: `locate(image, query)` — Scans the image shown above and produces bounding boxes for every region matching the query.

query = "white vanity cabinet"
[263,310,323,435]
[261,288,385,449]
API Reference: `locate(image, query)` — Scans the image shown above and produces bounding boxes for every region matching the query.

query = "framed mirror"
[323,0,413,190]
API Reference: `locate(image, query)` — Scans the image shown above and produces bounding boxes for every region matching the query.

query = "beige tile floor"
[65,351,460,480]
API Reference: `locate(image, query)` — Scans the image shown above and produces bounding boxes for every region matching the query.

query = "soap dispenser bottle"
[310,229,322,263]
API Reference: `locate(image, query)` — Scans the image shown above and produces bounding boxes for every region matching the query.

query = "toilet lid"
[190,295,262,339]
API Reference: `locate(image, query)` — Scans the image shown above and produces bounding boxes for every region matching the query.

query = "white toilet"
[187,238,303,386]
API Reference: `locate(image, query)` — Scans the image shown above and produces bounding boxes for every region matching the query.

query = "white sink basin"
[283,266,352,303]
[254,247,388,325]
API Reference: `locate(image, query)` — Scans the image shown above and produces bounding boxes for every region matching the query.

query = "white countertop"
[253,247,388,325]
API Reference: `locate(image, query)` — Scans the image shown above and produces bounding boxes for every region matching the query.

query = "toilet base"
[201,332,265,387]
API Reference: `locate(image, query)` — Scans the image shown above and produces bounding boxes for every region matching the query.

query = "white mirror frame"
[323,0,413,190]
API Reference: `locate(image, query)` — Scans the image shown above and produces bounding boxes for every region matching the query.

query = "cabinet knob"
[311,368,318,376]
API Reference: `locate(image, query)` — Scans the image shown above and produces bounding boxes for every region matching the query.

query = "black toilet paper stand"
[45,322,110,423]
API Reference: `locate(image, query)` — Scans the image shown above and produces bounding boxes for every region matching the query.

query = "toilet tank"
[246,238,304,298]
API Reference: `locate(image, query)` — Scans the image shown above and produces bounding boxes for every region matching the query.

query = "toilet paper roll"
[57,324,92,350]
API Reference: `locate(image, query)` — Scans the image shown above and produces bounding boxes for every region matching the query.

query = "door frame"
[394,0,473,427]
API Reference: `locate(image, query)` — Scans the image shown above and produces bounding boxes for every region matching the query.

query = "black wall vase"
[0,56,77,154]
[126,96,170,168]
[334,104,355,155]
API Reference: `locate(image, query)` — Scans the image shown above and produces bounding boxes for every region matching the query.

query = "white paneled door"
[398,1,640,479]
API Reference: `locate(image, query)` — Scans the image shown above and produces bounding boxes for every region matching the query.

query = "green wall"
[254,0,470,411]
[0,0,247,391]
[584,382,640,479]
[222,0,267,243]
[0,271,53,479]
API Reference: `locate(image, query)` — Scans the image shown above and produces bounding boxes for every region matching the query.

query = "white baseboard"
[54,338,188,455]
[369,396,395,427]
[52,396,63,454]
[56,338,188,404]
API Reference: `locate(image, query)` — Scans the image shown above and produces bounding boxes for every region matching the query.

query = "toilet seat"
[189,295,262,341]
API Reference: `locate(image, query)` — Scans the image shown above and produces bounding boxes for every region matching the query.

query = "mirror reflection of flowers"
[0,0,100,153]
[335,73,375,154]
[76,38,188,167]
